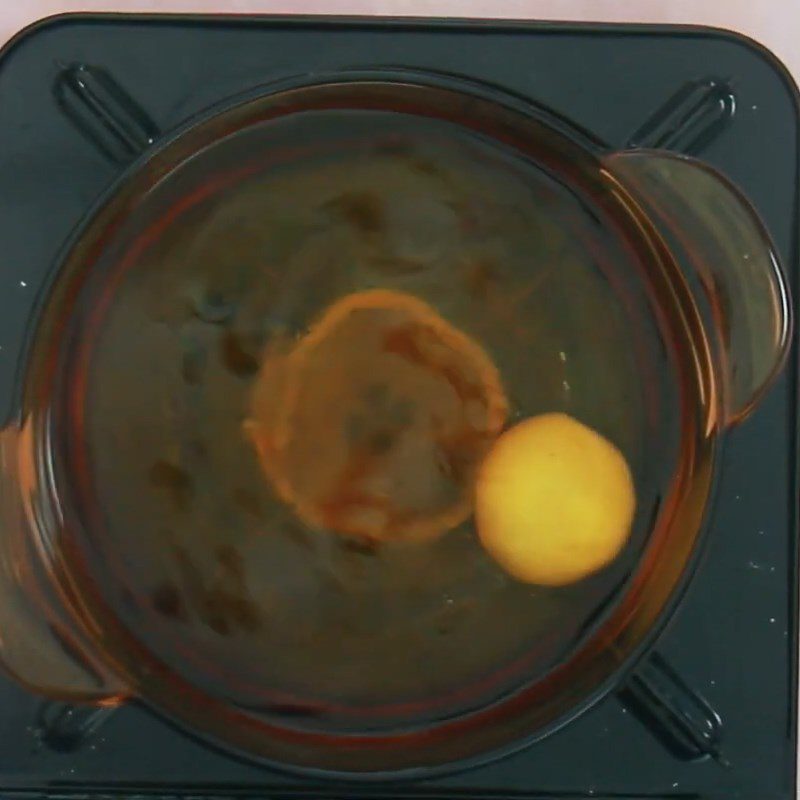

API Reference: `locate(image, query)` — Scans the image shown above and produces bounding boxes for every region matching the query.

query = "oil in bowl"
[57,108,679,732]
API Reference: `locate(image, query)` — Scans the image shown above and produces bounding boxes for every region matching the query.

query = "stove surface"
[0,15,796,800]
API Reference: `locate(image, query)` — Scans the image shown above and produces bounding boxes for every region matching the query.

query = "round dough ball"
[475,413,635,586]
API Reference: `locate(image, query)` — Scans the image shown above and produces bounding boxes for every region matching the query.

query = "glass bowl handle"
[0,420,126,704]
[603,150,792,427]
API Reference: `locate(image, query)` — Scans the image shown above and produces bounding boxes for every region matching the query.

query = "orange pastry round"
[245,289,508,542]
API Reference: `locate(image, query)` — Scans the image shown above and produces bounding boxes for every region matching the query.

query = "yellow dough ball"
[475,413,635,586]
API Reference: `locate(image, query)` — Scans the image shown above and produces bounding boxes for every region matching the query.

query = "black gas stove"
[0,14,796,800]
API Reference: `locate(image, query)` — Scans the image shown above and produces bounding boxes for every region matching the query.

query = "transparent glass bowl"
[0,72,791,777]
